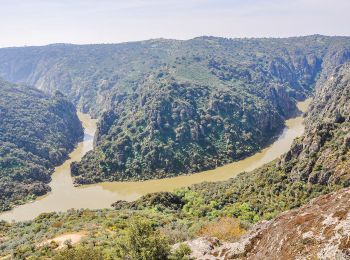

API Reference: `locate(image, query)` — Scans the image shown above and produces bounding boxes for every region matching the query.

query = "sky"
[0,0,349,47]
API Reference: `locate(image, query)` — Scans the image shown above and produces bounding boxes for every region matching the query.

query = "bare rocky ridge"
[177,187,350,259]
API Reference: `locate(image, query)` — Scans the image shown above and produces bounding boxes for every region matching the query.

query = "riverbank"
[0,99,311,222]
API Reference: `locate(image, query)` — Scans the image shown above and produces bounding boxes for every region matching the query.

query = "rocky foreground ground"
[175,187,350,259]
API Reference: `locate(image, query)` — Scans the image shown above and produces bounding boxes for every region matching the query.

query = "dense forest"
[1,62,350,259]
[0,35,350,183]
[0,79,83,211]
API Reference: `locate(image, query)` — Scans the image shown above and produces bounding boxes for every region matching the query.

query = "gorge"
[0,99,309,222]
[1,35,350,259]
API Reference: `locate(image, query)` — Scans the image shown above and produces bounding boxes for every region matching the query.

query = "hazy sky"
[0,0,349,47]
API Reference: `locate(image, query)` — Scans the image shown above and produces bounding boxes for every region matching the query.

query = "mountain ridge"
[1,35,350,182]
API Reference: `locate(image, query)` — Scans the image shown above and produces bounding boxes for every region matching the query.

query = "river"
[0,99,311,222]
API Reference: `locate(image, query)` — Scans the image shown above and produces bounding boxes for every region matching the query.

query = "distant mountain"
[0,79,83,211]
[1,35,350,182]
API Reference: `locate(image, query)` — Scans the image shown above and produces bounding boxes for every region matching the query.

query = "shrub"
[169,243,193,260]
[115,218,171,260]
[196,217,246,242]
[53,246,104,260]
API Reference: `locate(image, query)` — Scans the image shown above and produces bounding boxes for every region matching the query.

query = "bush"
[115,218,171,260]
[169,244,193,260]
[53,246,104,260]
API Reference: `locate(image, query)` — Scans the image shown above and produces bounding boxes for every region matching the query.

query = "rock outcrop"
[178,188,350,259]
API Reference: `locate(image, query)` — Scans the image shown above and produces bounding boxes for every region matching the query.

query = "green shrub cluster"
[0,80,83,211]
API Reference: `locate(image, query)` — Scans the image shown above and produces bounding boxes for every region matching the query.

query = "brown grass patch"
[196,217,246,242]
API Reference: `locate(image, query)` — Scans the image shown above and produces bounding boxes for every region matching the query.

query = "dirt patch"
[38,232,86,249]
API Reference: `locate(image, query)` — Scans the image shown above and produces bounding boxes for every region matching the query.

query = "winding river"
[0,99,311,222]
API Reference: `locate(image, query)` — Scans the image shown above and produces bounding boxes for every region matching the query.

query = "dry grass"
[196,217,246,242]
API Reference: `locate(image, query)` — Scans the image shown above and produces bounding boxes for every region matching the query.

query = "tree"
[116,218,171,260]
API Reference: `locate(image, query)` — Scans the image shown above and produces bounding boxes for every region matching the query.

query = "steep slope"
[0,35,341,116]
[71,76,286,182]
[282,63,350,185]
[176,63,350,221]
[1,36,350,182]
[71,36,350,183]
[0,79,83,211]
[178,187,350,259]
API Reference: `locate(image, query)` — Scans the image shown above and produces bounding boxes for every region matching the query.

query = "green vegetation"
[115,218,171,259]
[0,211,194,259]
[0,164,339,259]
[282,63,350,185]
[1,40,350,259]
[53,247,104,260]
[0,79,83,211]
[70,35,350,183]
[1,36,350,182]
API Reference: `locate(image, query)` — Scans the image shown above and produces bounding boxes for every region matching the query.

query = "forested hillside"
[1,63,350,259]
[1,35,350,182]
[176,63,350,221]
[114,63,350,222]
[71,36,350,183]
[0,79,83,211]
[282,63,350,185]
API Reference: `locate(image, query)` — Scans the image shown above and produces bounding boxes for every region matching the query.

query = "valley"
[2,35,350,183]
[0,100,310,222]
[1,35,350,259]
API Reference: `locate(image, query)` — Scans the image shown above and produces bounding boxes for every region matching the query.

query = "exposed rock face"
[282,63,350,185]
[178,188,350,259]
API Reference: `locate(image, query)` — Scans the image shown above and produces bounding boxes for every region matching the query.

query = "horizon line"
[1,34,350,49]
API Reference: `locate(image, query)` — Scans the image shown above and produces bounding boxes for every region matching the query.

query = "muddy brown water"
[0,99,311,222]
